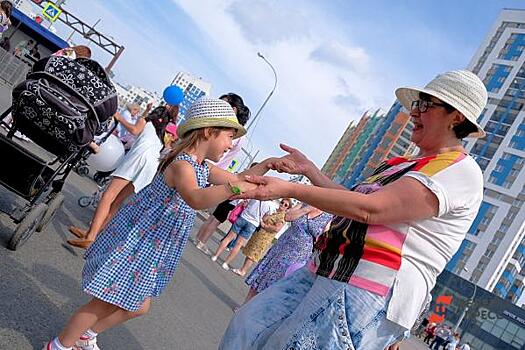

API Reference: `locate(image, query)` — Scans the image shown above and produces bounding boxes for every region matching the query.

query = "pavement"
[0,164,248,350]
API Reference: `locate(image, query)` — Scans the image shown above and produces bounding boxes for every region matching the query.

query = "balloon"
[284,262,306,278]
[86,134,125,172]
[163,85,184,105]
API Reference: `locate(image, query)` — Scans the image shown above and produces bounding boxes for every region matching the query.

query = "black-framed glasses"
[411,100,449,113]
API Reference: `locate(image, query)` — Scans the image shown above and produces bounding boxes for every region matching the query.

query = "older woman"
[220,70,487,350]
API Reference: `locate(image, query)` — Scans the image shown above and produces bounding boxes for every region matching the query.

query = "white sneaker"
[222,262,230,271]
[196,241,211,255]
[75,336,101,350]
[211,255,218,262]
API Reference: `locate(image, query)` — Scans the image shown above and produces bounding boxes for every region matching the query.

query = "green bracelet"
[228,181,242,195]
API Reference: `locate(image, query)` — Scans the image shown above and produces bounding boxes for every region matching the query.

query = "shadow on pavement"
[0,254,144,350]
[180,256,238,309]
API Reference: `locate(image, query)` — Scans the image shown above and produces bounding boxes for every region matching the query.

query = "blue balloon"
[163,85,184,105]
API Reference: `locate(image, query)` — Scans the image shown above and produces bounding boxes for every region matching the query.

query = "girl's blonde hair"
[158,127,227,172]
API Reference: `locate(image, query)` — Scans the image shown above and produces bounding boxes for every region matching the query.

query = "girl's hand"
[232,176,292,201]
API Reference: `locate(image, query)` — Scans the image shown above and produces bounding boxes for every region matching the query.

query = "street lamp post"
[246,52,278,131]
[454,268,477,332]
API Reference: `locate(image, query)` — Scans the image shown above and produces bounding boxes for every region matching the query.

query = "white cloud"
[174,0,394,166]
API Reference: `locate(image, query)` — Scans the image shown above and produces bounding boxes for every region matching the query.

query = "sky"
[48,0,525,167]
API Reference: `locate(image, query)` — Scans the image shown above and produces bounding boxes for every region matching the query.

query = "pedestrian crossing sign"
[42,2,62,22]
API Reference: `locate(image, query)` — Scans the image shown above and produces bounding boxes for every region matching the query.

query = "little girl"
[43,98,277,350]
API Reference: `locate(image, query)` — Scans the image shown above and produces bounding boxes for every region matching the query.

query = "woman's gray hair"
[126,103,140,112]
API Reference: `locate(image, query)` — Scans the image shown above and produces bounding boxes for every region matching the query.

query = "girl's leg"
[223,236,247,265]
[57,298,119,347]
[212,231,237,259]
[91,298,150,334]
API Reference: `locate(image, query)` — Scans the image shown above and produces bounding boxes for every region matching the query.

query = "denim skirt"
[219,268,407,350]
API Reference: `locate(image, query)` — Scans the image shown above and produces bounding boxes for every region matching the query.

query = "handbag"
[227,203,245,223]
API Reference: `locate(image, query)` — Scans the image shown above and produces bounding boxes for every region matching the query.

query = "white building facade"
[447,9,525,304]
[114,82,162,112]
[171,72,211,124]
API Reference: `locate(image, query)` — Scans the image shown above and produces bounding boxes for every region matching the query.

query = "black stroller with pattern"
[0,55,118,250]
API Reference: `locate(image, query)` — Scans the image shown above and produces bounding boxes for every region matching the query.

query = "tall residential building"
[171,72,212,124]
[446,9,525,304]
[321,121,357,178]
[343,101,416,187]
[332,109,385,184]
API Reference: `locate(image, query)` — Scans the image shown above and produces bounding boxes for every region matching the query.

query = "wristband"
[228,181,242,195]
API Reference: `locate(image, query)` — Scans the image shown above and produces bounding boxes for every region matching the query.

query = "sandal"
[68,226,87,239]
[232,268,245,277]
[67,239,94,249]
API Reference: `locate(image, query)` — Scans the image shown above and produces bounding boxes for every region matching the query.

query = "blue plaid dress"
[82,153,209,311]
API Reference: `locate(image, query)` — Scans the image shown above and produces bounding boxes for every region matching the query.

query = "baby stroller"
[0,55,117,250]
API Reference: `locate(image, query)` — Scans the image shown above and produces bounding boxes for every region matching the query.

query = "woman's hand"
[268,144,315,175]
[232,175,293,201]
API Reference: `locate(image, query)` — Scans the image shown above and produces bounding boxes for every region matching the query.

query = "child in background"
[43,98,279,350]
[160,122,178,157]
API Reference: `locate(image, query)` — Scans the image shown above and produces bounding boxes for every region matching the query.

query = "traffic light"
[32,0,44,4]
[34,16,43,24]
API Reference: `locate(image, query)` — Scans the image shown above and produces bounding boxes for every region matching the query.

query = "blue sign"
[42,2,62,22]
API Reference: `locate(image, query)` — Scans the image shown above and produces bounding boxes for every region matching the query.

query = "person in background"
[14,38,34,57]
[239,204,332,306]
[53,45,92,59]
[0,36,9,51]
[211,198,276,271]
[445,333,460,350]
[231,199,291,277]
[193,93,251,254]
[116,103,141,150]
[424,322,437,344]
[431,324,452,350]
[160,122,179,157]
[0,0,12,38]
[459,342,470,350]
[30,43,40,59]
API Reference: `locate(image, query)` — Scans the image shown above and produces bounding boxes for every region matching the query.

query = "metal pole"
[454,284,477,332]
[105,45,125,72]
[246,52,277,131]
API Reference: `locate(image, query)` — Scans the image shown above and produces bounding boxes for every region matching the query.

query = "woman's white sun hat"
[395,70,488,138]
[177,97,247,139]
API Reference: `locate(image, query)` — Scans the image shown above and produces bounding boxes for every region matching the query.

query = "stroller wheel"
[8,203,48,250]
[76,166,89,177]
[78,196,92,208]
[36,193,65,232]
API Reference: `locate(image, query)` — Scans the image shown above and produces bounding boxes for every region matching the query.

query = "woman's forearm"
[303,165,347,190]
[287,183,373,223]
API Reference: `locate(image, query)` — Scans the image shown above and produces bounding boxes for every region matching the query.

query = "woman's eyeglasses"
[411,100,448,113]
